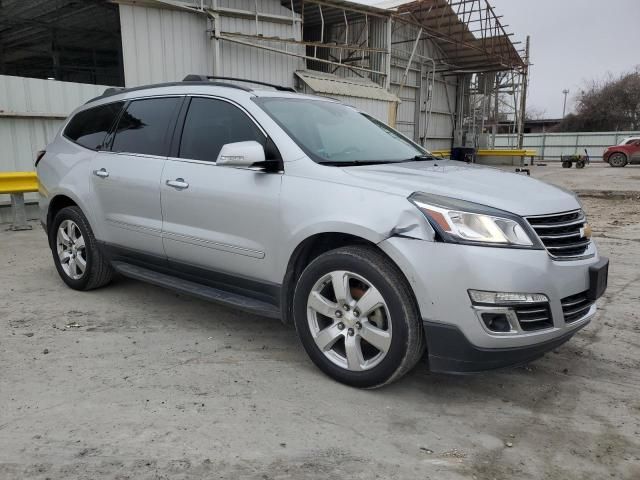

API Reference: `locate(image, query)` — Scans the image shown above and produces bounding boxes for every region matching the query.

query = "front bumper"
[423,320,586,373]
[379,237,605,368]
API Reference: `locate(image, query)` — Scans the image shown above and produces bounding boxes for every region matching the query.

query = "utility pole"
[517,35,530,150]
[562,89,569,118]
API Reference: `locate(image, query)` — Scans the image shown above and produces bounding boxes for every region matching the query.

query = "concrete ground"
[501,161,640,194]
[1,164,639,480]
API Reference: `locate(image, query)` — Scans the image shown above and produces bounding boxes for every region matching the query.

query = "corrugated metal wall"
[119,4,213,86]
[0,74,107,119]
[0,75,108,203]
[389,22,457,151]
[495,131,640,161]
[118,1,303,88]
[0,75,108,172]
[217,0,304,88]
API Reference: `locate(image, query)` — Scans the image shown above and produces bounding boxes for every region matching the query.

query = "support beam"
[10,193,32,231]
[517,35,530,151]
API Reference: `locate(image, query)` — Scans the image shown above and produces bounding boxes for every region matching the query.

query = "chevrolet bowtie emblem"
[580,224,592,239]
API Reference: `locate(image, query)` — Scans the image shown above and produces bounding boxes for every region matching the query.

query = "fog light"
[469,290,548,305]
[481,313,512,333]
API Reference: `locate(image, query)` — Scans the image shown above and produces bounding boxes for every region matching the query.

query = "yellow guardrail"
[0,172,38,231]
[0,172,39,194]
[430,149,537,158]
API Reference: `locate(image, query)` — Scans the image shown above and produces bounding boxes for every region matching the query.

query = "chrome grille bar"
[526,209,591,259]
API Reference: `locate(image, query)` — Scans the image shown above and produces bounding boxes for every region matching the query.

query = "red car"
[603,137,640,167]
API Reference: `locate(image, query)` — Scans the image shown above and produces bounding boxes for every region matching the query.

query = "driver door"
[161,96,282,286]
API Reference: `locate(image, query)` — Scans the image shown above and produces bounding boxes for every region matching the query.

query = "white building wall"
[118,1,303,88]
[0,75,109,204]
[0,75,108,173]
[217,16,304,88]
[118,4,213,86]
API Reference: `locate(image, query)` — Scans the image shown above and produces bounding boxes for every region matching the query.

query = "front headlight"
[409,192,542,248]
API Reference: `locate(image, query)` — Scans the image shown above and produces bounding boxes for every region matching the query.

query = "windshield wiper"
[318,155,438,167]
[396,154,439,162]
[318,160,393,166]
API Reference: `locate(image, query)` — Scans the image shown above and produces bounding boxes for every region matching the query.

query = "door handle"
[93,168,109,178]
[166,178,189,190]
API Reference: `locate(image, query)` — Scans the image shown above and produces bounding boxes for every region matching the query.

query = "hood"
[340,160,580,216]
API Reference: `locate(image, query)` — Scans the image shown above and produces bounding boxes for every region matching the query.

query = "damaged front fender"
[385,206,437,242]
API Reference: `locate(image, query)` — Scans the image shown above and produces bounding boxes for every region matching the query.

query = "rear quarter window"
[64,102,124,150]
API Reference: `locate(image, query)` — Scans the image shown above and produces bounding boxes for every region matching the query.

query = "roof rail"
[84,79,255,104]
[103,87,125,96]
[183,75,296,92]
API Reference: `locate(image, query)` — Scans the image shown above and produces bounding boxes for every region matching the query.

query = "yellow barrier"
[0,172,38,231]
[430,149,537,158]
[0,172,39,194]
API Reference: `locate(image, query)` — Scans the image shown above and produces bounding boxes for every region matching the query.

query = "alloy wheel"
[306,270,392,372]
[56,220,87,280]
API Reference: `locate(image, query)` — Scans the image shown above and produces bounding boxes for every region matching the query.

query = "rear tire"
[293,245,425,388]
[608,152,627,167]
[561,160,572,168]
[49,206,113,291]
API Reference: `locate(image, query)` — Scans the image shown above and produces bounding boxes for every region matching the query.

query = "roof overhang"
[383,0,524,72]
[295,70,400,102]
[284,0,524,73]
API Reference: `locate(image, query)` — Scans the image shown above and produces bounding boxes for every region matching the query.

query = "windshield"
[254,97,429,165]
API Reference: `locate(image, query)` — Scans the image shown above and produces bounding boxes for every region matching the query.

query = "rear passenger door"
[90,96,182,258]
[160,96,282,286]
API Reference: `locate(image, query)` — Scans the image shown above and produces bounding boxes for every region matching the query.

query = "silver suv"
[37,77,609,388]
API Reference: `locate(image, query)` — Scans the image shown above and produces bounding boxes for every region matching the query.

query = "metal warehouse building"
[0,0,527,194]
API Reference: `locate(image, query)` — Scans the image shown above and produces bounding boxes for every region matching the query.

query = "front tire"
[293,246,425,388]
[49,206,113,291]
[608,152,627,167]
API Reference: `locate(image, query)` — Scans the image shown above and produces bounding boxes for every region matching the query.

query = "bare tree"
[525,106,548,121]
[555,67,640,132]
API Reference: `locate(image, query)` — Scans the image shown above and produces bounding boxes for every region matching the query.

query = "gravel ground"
[1,165,639,480]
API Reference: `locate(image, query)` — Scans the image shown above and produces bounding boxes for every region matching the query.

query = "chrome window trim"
[97,150,168,161]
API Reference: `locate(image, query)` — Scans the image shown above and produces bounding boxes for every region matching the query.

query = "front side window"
[64,102,123,150]
[179,97,265,162]
[254,98,428,165]
[111,97,181,156]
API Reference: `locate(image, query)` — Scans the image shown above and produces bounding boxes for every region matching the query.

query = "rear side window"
[64,102,123,150]
[179,97,265,162]
[111,97,181,156]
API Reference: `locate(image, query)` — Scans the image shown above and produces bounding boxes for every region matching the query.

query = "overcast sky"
[353,0,640,118]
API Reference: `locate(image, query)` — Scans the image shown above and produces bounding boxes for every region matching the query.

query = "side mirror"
[216,141,266,168]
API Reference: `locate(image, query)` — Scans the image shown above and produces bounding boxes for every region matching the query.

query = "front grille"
[561,291,594,323]
[526,210,591,259]
[514,303,553,331]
